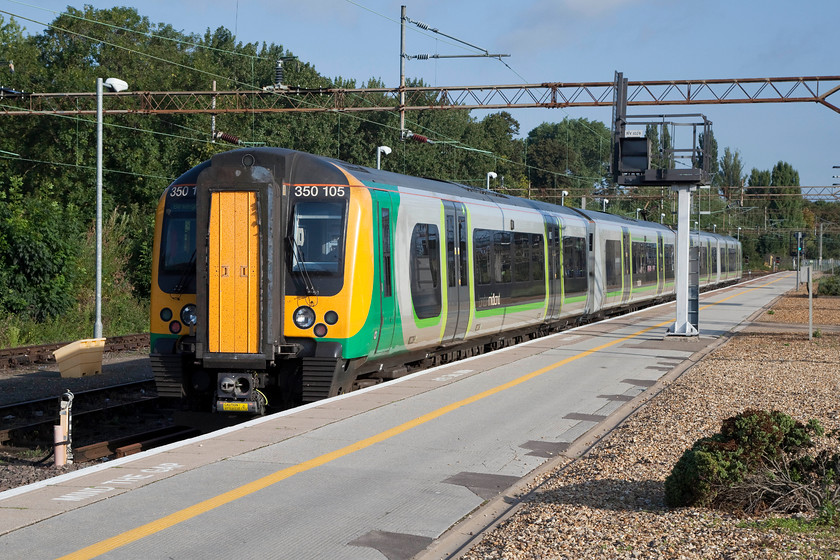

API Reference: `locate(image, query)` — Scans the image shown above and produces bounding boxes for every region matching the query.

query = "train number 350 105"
[294,185,346,198]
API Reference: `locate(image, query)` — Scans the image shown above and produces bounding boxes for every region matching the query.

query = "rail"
[0,334,149,369]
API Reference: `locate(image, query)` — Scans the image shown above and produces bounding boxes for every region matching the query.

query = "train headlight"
[293,306,316,329]
[180,304,198,326]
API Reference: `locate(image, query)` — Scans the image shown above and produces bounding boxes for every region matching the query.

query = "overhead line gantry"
[1,75,839,116]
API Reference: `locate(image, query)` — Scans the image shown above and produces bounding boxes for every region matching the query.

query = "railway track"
[0,333,150,369]
[0,380,162,448]
[0,378,248,464]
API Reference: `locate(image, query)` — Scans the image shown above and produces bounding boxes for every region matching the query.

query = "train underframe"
[153,279,740,415]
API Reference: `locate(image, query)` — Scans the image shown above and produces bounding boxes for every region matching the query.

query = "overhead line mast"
[398,4,509,141]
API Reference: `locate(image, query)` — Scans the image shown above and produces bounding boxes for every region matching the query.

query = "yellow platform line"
[59,274,788,560]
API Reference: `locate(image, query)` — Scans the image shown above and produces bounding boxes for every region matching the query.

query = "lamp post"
[737,226,741,241]
[636,208,641,220]
[660,213,665,224]
[95,77,128,339]
[602,198,608,212]
[713,224,717,233]
[486,171,497,190]
[561,190,569,207]
[376,145,391,169]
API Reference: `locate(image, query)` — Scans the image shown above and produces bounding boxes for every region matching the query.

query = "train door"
[374,192,396,355]
[207,189,261,354]
[546,217,561,320]
[657,233,665,296]
[621,227,632,304]
[584,221,597,315]
[442,201,470,343]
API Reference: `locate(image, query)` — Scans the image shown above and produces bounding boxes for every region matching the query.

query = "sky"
[2,0,839,187]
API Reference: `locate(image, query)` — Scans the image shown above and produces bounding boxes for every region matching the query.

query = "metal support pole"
[211,80,217,141]
[95,78,103,339]
[819,223,823,269]
[399,5,406,138]
[808,266,813,340]
[670,185,699,336]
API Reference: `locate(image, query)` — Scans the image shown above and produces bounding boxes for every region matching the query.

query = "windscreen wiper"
[286,236,318,296]
[174,250,196,295]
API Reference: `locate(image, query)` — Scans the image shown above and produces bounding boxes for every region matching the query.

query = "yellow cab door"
[207,190,260,354]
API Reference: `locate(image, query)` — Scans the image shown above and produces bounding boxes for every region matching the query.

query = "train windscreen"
[287,198,348,297]
[158,186,196,294]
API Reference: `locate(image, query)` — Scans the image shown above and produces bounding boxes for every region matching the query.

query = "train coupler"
[214,372,267,414]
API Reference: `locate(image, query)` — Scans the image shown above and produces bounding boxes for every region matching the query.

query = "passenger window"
[410,223,441,319]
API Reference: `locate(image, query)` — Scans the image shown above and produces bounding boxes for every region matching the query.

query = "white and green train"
[150,148,742,414]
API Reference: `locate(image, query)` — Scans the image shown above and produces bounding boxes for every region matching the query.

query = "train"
[150,147,741,414]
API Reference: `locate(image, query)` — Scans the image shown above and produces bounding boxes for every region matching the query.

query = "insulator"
[414,54,429,60]
[215,131,241,145]
[413,21,438,33]
[410,133,429,143]
[275,60,283,87]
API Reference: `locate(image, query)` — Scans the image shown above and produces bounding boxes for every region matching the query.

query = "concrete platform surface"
[0,273,794,560]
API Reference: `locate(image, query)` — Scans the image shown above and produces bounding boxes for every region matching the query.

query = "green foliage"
[0,210,149,347]
[716,147,745,203]
[665,409,822,508]
[0,180,83,320]
[818,274,840,296]
[526,118,611,203]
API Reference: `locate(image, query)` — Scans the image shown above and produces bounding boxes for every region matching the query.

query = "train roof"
[183,148,740,243]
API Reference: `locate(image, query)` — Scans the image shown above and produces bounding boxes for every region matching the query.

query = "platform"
[0,273,794,560]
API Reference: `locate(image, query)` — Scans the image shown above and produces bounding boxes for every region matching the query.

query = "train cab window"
[287,199,347,297]
[158,191,197,294]
[410,223,442,319]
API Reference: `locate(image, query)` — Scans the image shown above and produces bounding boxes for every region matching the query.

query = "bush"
[665,409,823,509]
[0,209,149,347]
[0,187,83,320]
[818,274,840,296]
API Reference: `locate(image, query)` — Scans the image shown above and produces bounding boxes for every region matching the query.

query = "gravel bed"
[462,290,840,560]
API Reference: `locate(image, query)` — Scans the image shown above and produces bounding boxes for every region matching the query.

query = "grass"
[738,516,840,559]
[741,516,839,533]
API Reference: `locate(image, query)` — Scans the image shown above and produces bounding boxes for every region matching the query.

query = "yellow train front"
[151,148,380,414]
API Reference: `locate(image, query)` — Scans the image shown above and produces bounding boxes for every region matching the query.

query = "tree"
[770,161,804,228]
[700,130,719,183]
[646,123,674,171]
[717,147,745,204]
[525,118,611,203]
